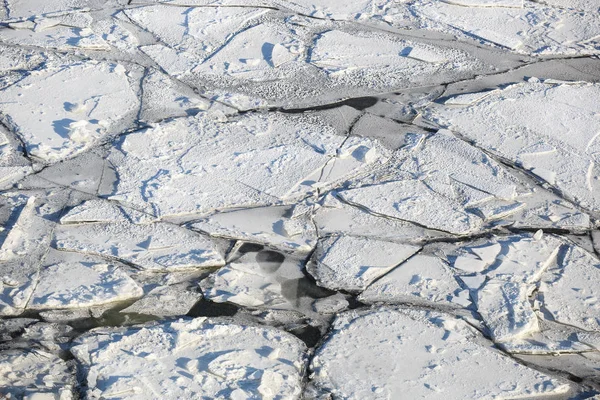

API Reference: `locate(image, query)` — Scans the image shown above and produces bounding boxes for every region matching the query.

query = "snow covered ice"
[1,0,600,398]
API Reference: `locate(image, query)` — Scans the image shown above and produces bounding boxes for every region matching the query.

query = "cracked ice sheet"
[424,81,600,214]
[189,204,317,253]
[201,246,339,315]
[0,195,54,316]
[3,0,127,21]
[1,13,111,51]
[120,283,202,317]
[54,219,225,272]
[410,0,600,55]
[0,60,139,164]
[274,0,414,25]
[308,29,483,84]
[0,349,75,399]
[335,129,536,235]
[338,179,482,235]
[359,254,463,307]
[0,127,32,190]
[308,236,420,292]
[71,318,307,399]
[27,251,143,311]
[451,233,564,345]
[314,194,453,243]
[539,244,600,333]
[107,112,389,218]
[125,5,269,67]
[309,307,571,399]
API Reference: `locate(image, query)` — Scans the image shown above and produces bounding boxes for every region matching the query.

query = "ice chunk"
[60,199,126,224]
[28,254,143,310]
[411,0,600,55]
[309,236,420,292]
[359,254,461,306]
[125,5,268,68]
[310,307,570,399]
[310,30,470,76]
[313,194,451,243]
[71,318,306,399]
[0,60,139,163]
[54,219,225,271]
[107,112,387,218]
[190,205,317,252]
[339,179,482,235]
[0,349,75,399]
[442,0,523,7]
[120,283,201,317]
[0,15,110,51]
[0,196,53,316]
[0,128,32,190]
[540,244,600,332]
[475,278,539,342]
[425,81,600,213]
[201,247,313,310]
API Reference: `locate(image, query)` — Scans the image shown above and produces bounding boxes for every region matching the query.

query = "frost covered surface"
[1,0,600,397]
[310,307,571,399]
[71,318,307,399]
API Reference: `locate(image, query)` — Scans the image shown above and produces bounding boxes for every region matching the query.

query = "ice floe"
[0,60,139,163]
[107,112,388,218]
[71,317,307,399]
[308,235,420,292]
[410,0,600,55]
[425,81,600,215]
[310,307,571,399]
[0,348,75,399]
[359,254,463,306]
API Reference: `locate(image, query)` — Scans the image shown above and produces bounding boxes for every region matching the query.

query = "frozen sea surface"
[0,0,599,398]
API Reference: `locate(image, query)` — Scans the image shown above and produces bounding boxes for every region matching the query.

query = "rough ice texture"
[71,318,307,399]
[410,0,600,55]
[190,205,317,252]
[107,112,388,218]
[540,244,600,332]
[0,60,139,163]
[28,256,143,310]
[309,235,420,292]
[0,348,75,399]
[425,81,600,214]
[310,307,571,399]
[339,179,482,235]
[120,283,201,317]
[54,202,224,271]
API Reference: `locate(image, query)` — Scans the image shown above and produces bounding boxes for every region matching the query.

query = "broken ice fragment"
[310,307,570,399]
[359,254,461,306]
[309,235,420,292]
[424,81,600,213]
[54,218,225,272]
[0,60,139,163]
[540,244,600,332]
[475,278,539,342]
[339,179,483,235]
[71,318,306,399]
[28,255,143,310]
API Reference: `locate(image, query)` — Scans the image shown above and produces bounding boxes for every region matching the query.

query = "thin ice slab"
[359,254,462,306]
[28,253,143,310]
[71,318,307,399]
[309,307,571,399]
[107,112,388,218]
[540,244,600,332]
[425,81,600,214]
[0,60,139,163]
[308,235,420,292]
